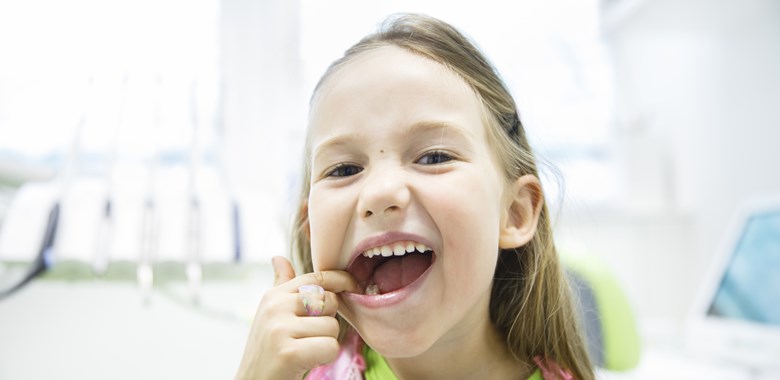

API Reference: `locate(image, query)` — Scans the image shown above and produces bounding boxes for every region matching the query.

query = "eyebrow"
[311,120,472,164]
[405,120,462,137]
[311,134,361,162]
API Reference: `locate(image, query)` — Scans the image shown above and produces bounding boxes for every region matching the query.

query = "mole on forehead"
[310,120,473,162]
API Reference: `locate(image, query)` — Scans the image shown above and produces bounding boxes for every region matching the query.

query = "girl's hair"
[292,13,594,379]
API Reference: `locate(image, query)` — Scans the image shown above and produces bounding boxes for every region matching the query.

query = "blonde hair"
[293,13,594,379]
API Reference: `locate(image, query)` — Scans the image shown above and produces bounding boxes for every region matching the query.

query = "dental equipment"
[231,200,242,262]
[93,75,127,275]
[0,201,59,300]
[93,197,112,275]
[187,79,203,304]
[138,193,156,305]
[0,77,92,300]
[212,75,242,263]
[137,76,163,304]
[186,198,202,304]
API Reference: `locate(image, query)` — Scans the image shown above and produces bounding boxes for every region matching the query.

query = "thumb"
[272,256,296,286]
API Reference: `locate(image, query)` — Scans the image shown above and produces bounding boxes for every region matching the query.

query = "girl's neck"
[383,307,532,380]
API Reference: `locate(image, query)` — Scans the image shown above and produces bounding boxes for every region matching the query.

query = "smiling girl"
[236,13,594,380]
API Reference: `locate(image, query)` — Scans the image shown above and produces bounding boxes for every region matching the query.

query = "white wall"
[598,0,780,322]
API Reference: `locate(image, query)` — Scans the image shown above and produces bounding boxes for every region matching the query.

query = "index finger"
[277,270,362,295]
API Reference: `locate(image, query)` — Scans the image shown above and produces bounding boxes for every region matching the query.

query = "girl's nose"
[357,166,411,219]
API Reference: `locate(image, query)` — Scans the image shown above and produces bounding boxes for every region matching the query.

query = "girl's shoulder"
[305,331,573,380]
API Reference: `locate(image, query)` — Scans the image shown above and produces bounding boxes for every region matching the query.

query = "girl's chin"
[346,318,436,358]
[360,332,433,359]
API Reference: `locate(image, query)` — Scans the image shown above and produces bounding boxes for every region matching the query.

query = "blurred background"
[1,0,779,379]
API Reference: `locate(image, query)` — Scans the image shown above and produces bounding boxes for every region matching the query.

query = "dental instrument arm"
[0,202,59,300]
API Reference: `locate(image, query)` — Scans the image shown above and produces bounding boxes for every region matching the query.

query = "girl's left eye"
[416,151,453,165]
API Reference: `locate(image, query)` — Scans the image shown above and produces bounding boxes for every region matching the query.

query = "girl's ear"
[498,174,544,249]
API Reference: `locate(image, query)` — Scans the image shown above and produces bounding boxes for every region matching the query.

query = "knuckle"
[321,338,340,363]
[310,271,326,286]
[277,345,299,363]
[325,317,340,336]
[257,296,280,319]
[326,293,339,307]
[259,289,281,308]
[266,321,290,341]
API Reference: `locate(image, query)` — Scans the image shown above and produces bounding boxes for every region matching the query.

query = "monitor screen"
[707,210,780,326]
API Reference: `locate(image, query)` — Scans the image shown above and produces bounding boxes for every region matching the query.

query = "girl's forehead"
[308,45,486,145]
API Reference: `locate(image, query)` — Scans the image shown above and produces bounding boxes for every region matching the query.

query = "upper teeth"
[362,241,431,258]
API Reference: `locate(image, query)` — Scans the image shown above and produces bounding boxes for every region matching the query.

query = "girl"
[236,13,594,380]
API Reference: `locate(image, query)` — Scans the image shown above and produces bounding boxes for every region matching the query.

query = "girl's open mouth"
[346,240,434,295]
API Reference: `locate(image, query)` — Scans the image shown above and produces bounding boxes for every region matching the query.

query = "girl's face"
[307,45,510,357]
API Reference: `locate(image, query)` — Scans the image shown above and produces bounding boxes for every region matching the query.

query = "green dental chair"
[564,252,641,371]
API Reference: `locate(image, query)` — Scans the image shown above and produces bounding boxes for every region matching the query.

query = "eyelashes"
[416,150,453,165]
[322,150,455,179]
[325,163,363,178]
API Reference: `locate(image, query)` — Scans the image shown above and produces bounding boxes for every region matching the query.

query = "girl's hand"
[235,256,360,380]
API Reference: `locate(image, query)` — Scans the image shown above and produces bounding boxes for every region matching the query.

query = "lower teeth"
[365,284,380,295]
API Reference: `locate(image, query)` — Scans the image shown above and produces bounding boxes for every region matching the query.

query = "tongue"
[372,254,431,294]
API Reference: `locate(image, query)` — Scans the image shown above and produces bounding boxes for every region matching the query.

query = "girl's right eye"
[326,163,363,178]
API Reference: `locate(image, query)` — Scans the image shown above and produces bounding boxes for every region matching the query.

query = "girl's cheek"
[308,193,343,271]
[311,240,344,272]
